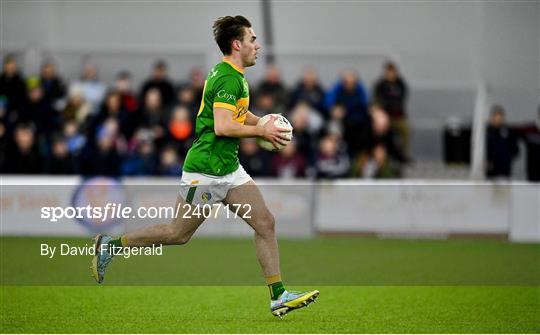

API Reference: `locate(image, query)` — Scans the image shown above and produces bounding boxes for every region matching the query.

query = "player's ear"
[232,39,241,52]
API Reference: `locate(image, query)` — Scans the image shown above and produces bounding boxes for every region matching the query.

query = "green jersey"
[183,58,250,176]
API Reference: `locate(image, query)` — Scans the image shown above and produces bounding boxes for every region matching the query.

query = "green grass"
[1,236,539,333]
[2,286,539,333]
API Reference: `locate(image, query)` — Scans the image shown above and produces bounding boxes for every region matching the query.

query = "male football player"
[91,15,318,318]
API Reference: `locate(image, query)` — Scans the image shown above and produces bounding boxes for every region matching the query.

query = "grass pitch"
[1,236,539,333]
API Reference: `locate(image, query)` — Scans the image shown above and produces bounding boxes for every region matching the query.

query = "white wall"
[2,1,538,121]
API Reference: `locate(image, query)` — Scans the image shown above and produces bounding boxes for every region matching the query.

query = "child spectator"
[315,132,350,179]
[158,146,183,176]
[271,139,307,178]
[238,138,271,177]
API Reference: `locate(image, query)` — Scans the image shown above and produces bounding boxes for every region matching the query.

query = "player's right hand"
[262,115,290,149]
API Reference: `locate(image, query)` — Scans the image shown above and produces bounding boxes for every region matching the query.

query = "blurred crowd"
[0,55,412,179]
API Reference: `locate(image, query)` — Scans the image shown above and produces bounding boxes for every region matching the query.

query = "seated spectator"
[121,136,158,176]
[271,139,307,178]
[21,76,60,142]
[62,120,86,155]
[325,70,369,126]
[46,136,77,175]
[4,122,44,174]
[352,144,397,179]
[289,102,320,166]
[0,55,26,125]
[374,61,410,159]
[79,127,122,177]
[288,68,326,114]
[357,104,406,165]
[251,92,283,117]
[139,88,168,148]
[0,121,7,171]
[62,85,92,126]
[140,60,175,107]
[187,67,206,103]
[315,132,350,179]
[114,71,138,114]
[39,59,66,107]
[326,104,346,139]
[167,105,193,156]
[257,65,288,111]
[175,85,198,118]
[71,62,107,114]
[96,118,128,155]
[238,138,271,177]
[486,105,519,179]
[89,89,134,140]
[158,146,183,176]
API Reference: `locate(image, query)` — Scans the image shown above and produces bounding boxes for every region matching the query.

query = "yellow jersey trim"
[222,57,244,74]
[214,102,236,111]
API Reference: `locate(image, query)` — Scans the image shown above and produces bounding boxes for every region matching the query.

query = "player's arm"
[244,111,260,126]
[214,108,289,146]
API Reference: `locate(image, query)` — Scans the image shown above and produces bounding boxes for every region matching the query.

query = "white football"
[256,114,293,152]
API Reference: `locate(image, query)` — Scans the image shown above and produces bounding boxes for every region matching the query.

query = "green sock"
[108,237,124,249]
[269,281,285,300]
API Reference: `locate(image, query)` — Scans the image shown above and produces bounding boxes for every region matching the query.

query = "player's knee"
[258,211,276,236]
[168,226,191,245]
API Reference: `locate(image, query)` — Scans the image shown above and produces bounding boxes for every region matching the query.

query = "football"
[256,114,293,152]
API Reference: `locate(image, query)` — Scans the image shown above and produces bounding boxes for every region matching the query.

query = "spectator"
[360,103,406,164]
[288,68,326,114]
[121,136,158,176]
[167,105,193,156]
[486,105,519,179]
[0,55,26,125]
[175,85,198,118]
[325,70,369,126]
[71,62,107,114]
[114,71,138,114]
[0,121,7,171]
[89,89,134,140]
[315,132,350,179]
[289,102,320,167]
[158,146,183,176]
[515,106,540,181]
[46,136,77,174]
[62,85,92,126]
[187,67,206,103]
[257,65,288,110]
[326,104,346,141]
[352,144,397,179]
[271,139,307,178]
[140,60,175,107]
[21,76,60,142]
[4,123,43,174]
[374,62,410,159]
[96,118,128,155]
[80,127,121,177]
[238,138,271,177]
[62,120,86,155]
[39,59,66,107]
[251,92,283,117]
[139,88,168,148]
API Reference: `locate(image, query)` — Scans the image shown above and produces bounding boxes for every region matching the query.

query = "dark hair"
[213,16,252,55]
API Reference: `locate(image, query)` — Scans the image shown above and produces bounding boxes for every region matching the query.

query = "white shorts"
[179,164,252,205]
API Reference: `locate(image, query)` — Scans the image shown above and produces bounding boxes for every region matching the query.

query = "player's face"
[239,27,261,67]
